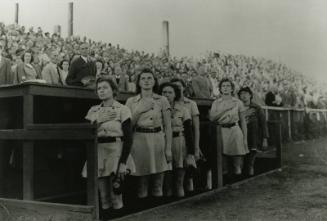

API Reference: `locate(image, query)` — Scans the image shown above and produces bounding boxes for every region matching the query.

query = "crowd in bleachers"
[0,22,326,109]
[1,22,327,220]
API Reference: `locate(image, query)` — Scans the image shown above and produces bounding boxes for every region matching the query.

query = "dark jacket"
[66,56,96,86]
[245,102,269,151]
[0,57,12,85]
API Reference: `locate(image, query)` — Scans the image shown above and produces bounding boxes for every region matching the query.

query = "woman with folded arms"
[209,78,248,176]
[82,77,135,217]
[238,87,268,176]
[125,68,172,200]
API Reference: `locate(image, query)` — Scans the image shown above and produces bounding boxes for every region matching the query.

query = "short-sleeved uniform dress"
[125,94,170,176]
[171,102,192,168]
[210,97,249,156]
[82,100,135,177]
[181,97,200,119]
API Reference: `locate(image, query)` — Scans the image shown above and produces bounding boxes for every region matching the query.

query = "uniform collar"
[133,93,161,102]
[182,97,192,103]
[100,100,121,108]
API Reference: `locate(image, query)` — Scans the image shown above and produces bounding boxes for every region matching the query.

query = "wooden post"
[68,2,74,37]
[15,3,19,24]
[265,108,269,121]
[23,94,34,200]
[86,137,99,220]
[0,142,4,196]
[211,123,223,189]
[287,110,292,141]
[275,122,282,168]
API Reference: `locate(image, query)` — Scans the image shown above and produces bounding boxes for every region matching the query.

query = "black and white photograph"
[0,0,327,220]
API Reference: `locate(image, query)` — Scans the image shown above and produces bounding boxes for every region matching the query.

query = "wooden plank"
[216,126,224,188]
[211,123,223,189]
[0,198,94,221]
[276,122,282,168]
[0,142,4,197]
[29,86,98,99]
[23,94,34,200]
[0,130,95,140]
[86,139,99,220]
[23,141,34,200]
[26,123,95,130]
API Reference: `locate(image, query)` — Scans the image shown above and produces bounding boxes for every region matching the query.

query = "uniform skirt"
[131,131,169,176]
[221,125,249,156]
[82,141,136,178]
[171,135,187,168]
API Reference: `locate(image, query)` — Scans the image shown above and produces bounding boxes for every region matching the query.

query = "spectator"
[57,59,69,86]
[265,85,283,107]
[66,43,96,87]
[14,50,40,83]
[42,50,62,85]
[0,44,13,85]
[191,66,212,98]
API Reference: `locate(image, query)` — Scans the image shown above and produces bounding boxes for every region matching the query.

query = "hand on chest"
[97,106,121,123]
[171,108,184,127]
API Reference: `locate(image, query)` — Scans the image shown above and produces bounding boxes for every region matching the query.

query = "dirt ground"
[117,137,327,221]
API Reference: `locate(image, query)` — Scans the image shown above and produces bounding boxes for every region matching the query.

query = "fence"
[263,106,327,143]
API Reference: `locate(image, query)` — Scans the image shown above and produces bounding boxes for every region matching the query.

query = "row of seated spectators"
[0,22,326,109]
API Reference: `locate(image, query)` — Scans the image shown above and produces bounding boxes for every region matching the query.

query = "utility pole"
[162,21,170,57]
[68,2,74,37]
[15,3,19,24]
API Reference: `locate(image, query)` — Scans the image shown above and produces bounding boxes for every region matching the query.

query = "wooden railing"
[0,123,99,220]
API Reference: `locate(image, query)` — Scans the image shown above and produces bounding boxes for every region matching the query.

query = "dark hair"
[159,82,181,102]
[135,68,159,94]
[95,77,119,98]
[21,51,34,63]
[170,78,186,88]
[58,59,69,69]
[218,78,235,95]
[238,86,253,100]
[95,59,104,68]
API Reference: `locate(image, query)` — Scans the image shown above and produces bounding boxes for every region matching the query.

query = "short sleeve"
[190,101,200,116]
[120,105,132,123]
[160,96,171,112]
[209,100,218,120]
[85,106,98,123]
[237,99,246,113]
[183,107,192,122]
[125,97,132,111]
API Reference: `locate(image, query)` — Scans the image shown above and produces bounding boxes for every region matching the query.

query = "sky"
[0,0,327,82]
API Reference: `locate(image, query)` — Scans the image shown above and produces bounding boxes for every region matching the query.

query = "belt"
[98,137,123,143]
[172,131,184,137]
[135,127,161,133]
[220,123,237,128]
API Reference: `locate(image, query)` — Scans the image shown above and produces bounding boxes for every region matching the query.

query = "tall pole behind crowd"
[54,25,62,36]
[15,3,19,24]
[68,2,74,37]
[162,21,170,57]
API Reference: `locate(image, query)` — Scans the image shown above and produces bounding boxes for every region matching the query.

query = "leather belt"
[98,137,123,143]
[220,123,237,128]
[135,127,161,133]
[172,131,184,137]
